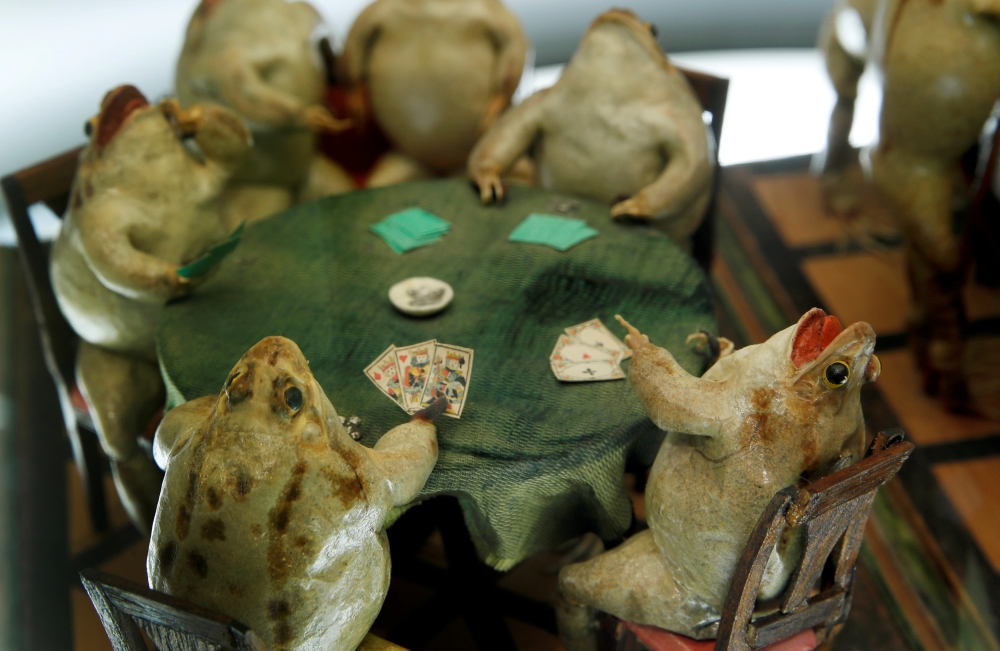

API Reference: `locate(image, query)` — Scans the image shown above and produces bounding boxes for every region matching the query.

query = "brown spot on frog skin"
[206,486,223,510]
[201,518,226,542]
[231,467,253,500]
[266,461,308,583]
[159,540,178,575]
[176,505,191,541]
[319,465,364,506]
[188,550,209,578]
[274,622,293,645]
[267,598,291,620]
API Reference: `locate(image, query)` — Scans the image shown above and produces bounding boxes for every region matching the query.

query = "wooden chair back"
[676,66,729,271]
[714,429,914,651]
[79,568,266,651]
[1,146,109,530]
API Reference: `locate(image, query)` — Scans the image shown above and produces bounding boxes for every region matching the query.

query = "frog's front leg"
[616,316,733,437]
[468,90,547,203]
[685,330,735,367]
[366,398,446,509]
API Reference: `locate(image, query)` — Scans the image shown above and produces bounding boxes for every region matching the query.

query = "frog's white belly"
[535,106,665,203]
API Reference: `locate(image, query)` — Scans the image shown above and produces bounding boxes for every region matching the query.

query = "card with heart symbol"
[365,340,474,417]
[549,318,630,383]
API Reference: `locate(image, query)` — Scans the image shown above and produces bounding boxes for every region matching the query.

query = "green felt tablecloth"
[157,179,716,569]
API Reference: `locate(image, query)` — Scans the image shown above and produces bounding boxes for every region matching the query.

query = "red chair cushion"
[623,620,817,651]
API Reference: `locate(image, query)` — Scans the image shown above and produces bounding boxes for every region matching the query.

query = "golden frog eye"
[823,361,851,388]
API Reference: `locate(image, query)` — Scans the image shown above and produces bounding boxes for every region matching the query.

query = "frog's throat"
[589,9,671,71]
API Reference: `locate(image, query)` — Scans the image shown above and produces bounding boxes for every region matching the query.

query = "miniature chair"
[676,67,729,271]
[599,429,914,651]
[80,568,407,651]
[1,147,111,531]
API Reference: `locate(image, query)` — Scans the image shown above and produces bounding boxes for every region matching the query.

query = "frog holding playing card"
[422,345,474,418]
[397,342,434,411]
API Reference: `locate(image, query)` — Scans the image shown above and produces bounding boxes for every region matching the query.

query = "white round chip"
[389,277,454,316]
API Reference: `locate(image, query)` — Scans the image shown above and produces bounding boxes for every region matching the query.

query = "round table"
[157,179,716,569]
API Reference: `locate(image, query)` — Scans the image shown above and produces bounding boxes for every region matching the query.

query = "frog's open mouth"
[790,308,880,383]
[95,85,150,152]
[791,308,844,368]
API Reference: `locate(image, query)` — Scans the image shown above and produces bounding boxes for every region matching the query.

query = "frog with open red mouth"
[556,308,881,649]
[50,84,252,532]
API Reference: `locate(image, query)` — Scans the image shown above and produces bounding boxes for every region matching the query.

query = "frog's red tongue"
[791,310,843,367]
[96,85,149,152]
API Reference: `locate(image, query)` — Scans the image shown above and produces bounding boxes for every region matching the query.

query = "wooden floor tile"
[801,249,910,335]
[876,350,999,444]
[932,458,1000,573]
[752,172,896,249]
[506,618,562,651]
[965,336,1000,421]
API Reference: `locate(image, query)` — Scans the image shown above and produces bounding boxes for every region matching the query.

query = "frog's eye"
[285,386,303,411]
[823,362,851,388]
[649,23,659,37]
[84,120,94,137]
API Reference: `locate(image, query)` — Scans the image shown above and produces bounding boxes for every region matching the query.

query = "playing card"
[394,340,437,412]
[550,335,619,364]
[176,222,245,278]
[363,345,407,411]
[420,344,474,418]
[551,359,625,382]
[564,318,632,360]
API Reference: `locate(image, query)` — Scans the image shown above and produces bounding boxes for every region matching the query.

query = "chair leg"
[78,423,110,532]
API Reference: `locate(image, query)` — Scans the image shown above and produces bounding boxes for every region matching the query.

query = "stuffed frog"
[50,85,252,531]
[819,0,1000,411]
[469,9,713,245]
[176,0,352,224]
[340,0,527,185]
[148,336,442,651]
[556,309,881,649]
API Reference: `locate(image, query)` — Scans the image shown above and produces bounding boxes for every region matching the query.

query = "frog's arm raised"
[616,315,733,438]
[79,197,191,304]
[468,90,547,203]
[366,418,439,508]
[153,395,217,469]
[339,0,393,87]
[610,106,712,237]
[481,6,528,131]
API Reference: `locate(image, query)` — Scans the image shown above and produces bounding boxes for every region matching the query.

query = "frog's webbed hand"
[80,197,192,303]
[367,414,439,509]
[152,395,217,469]
[616,315,732,437]
[301,105,353,133]
[686,330,735,366]
[611,108,712,240]
[468,90,546,204]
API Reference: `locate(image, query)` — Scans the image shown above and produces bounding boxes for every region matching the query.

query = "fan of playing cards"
[365,341,474,418]
[550,319,632,382]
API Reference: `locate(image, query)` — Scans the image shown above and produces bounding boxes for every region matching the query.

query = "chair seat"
[623,620,817,651]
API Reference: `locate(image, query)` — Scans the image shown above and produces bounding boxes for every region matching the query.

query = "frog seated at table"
[50,85,252,531]
[177,0,352,225]
[556,309,880,649]
[469,9,713,246]
[339,0,527,186]
[149,336,442,651]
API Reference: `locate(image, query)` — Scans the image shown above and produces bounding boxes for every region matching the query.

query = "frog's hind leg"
[365,150,433,187]
[557,530,713,650]
[77,342,165,533]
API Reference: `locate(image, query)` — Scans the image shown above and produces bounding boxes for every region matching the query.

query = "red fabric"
[96,86,149,152]
[70,383,163,442]
[318,85,392,187]
[790,309,843,368]
[70,383,89,413]
[624,620,817,651]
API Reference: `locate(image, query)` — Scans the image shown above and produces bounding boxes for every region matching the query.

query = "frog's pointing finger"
[614,314,649,349]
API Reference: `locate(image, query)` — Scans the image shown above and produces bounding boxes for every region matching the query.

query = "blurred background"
[0,0,881,242]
